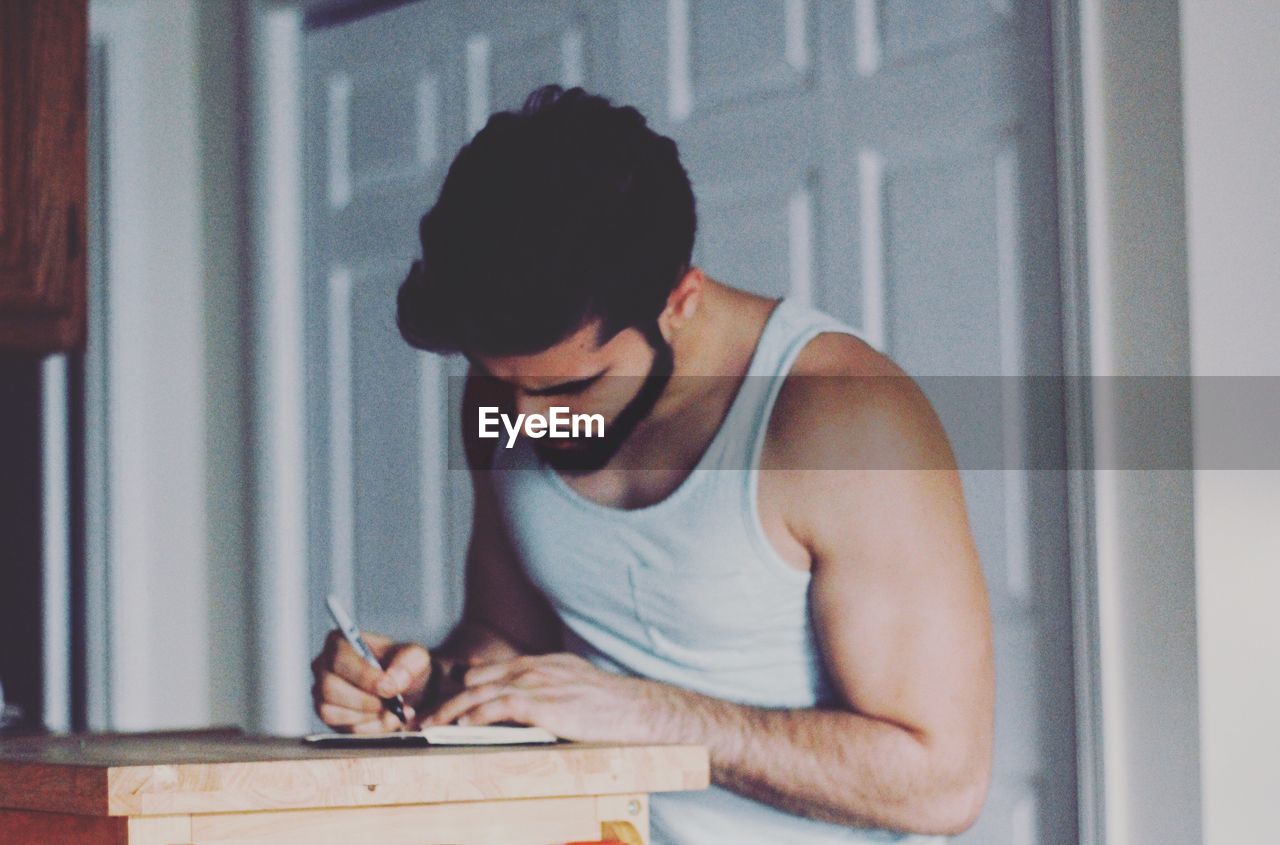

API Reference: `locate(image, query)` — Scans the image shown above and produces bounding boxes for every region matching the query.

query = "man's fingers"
[350,710,406,734]
[319,702,384,727]
[332,639,388,693]
[379,643,431,698]
[461,653,578,688]
[462,660,521,688]
[318,702,407,734]
[319,672,384,714]
[457,695,533,727]
[427,682,511,726]
[358,630,394,659]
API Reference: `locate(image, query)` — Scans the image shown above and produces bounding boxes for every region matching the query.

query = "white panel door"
[301,2,1073,842]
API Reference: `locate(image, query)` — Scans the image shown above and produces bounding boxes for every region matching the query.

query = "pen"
[325,594,407,726]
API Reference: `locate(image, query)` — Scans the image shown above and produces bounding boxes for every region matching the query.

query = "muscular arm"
[691,369,996,833]
[628,376,990,833]
[431,370,563,670]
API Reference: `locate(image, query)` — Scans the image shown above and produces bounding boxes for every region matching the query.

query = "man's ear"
[658,267,704,339]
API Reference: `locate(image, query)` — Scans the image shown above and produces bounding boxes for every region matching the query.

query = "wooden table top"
[0,728,709,817]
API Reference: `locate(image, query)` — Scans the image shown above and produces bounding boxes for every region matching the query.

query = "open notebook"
[303,725,558,747]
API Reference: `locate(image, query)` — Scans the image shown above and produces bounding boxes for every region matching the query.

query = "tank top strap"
[702,298,861,472]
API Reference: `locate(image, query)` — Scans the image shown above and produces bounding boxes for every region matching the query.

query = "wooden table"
[0,729,709,844]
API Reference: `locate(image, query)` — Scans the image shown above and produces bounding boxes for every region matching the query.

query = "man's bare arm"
[686,362,995,832]
[620,683,979,834]
[616,376,988,829]
[431,470,562,668]
[310,370,563,729]
[431,369,564,669]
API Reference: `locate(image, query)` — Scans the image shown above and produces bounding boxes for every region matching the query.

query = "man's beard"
[534,323,674,474]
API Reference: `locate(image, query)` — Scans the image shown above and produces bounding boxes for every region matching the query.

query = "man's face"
[472,320,673,472]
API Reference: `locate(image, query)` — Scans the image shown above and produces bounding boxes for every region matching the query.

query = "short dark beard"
[534,322,674,474]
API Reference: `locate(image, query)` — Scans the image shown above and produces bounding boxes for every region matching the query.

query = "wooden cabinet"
[0,0,87,352]
[0,729,710,844]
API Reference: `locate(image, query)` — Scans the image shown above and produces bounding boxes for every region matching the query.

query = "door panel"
[304,3,467,654]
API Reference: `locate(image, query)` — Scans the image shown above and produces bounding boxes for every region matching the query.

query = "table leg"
[596,794,649,844]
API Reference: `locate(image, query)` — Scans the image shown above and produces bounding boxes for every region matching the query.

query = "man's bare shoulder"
[762,332,955,473]
[789,331,900,379]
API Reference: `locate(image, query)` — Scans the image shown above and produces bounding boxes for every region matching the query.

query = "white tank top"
[491,298,943,845]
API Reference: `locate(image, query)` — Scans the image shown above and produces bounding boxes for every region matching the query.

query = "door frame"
[247,0,314,736]
[1050,1,1104,841]
[1050,1,1202,844]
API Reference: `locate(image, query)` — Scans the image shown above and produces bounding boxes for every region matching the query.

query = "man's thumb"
[378,644,431,697]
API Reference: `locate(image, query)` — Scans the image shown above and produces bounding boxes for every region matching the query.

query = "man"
[311,85,993,843]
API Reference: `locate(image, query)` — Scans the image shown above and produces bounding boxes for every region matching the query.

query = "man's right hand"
[310,629,432,732]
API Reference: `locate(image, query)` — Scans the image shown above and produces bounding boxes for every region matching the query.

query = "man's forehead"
[474,321,623,386]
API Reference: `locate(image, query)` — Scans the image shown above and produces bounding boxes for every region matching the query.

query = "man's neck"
[647,280,777,426]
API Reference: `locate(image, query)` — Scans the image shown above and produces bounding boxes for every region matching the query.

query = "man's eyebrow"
[522,371,608,397]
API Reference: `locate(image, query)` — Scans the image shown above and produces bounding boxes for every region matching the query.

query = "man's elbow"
[914,745,992,836]
[875,734,991,836]
[830,760,989,836]
[927,770,990,836]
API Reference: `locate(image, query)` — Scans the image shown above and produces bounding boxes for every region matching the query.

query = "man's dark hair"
[397,85,697,357]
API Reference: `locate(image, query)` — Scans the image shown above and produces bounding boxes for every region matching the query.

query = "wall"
[88,0,250,730]
[194,0,254,732]
[1180,2,1280,844]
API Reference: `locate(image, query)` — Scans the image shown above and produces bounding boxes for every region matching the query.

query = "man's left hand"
[425,652,671,743]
